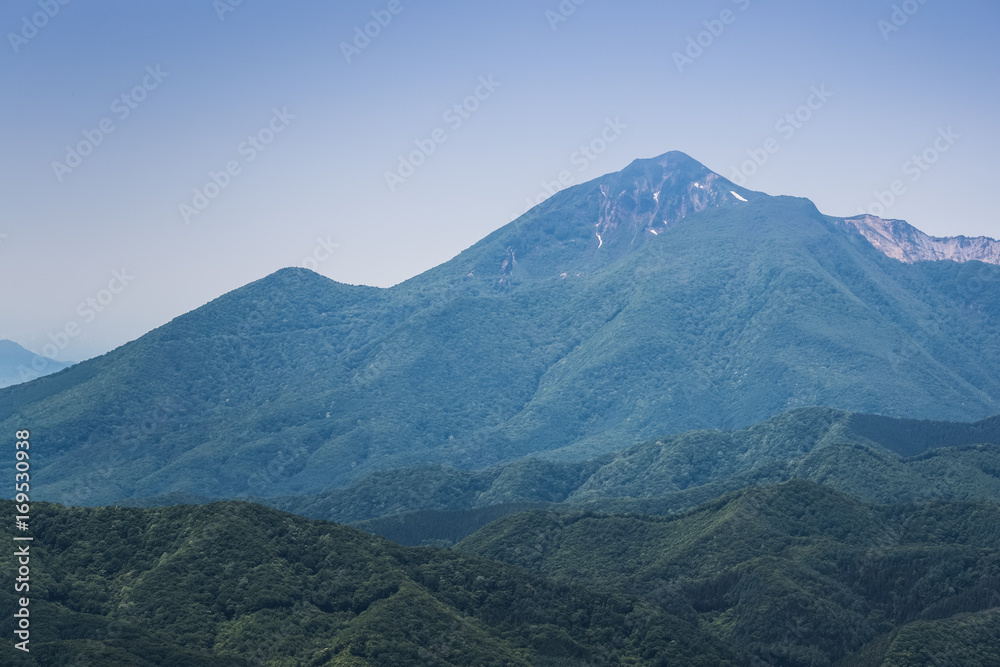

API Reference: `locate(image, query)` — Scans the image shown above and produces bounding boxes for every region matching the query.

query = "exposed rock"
[842,215,1000,265]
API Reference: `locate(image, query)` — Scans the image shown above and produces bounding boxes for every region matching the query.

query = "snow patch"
[649,229,659,235]
[596,233,603,249]
[653,191,660,203]
[730,191,748,202]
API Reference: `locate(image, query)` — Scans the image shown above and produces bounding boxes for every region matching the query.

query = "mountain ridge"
[841,214,1000,265]
[251,407,1000,538]
[457,479,1000,665]
[3,151,1000,505]
[0,498,739,665]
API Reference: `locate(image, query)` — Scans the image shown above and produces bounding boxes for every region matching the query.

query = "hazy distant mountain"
[841,214,1000,265]
[3,152,1000,505]
[0,339,73,389]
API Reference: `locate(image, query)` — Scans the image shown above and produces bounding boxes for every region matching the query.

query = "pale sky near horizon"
[1,0,998,361]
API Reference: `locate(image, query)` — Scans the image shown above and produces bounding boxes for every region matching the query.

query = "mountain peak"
[592,150,757,242]
[622,149,702,170]
[441,150,759,286]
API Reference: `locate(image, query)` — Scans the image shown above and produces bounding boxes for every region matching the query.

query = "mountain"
[0,339,73,389]
[565,408,1000,505]
[459,480,1000,666]
[3,151,1000,505]
[413,150,759,287]
[263,457,605,526]
[0,500,739,666]
[6,486,998,666]
[256,407,1000,545]
[841,215,1000,265]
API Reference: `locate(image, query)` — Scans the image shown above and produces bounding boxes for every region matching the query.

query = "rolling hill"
[0,500,738,666]
[5,484,999,665]
[258,407,1000,545]
[459,480,1000,666]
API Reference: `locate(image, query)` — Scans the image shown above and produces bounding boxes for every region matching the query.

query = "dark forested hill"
[0,500,739,666]
[459,480,1000,666]
[3,152,1000,505]
[4,485,998,666]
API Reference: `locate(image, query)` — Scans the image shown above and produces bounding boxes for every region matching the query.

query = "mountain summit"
[3,152,1000,505]
[424,151,757,288]
[423,150,996,290]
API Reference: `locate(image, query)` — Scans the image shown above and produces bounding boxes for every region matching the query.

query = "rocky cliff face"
[842,215,1000,265]
[589,154,752,254]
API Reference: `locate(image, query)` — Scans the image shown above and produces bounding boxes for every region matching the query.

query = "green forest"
[256,407,1000,546]
[4,479,1000,665]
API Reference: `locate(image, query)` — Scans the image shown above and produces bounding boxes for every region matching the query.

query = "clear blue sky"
[1,0,998,360]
